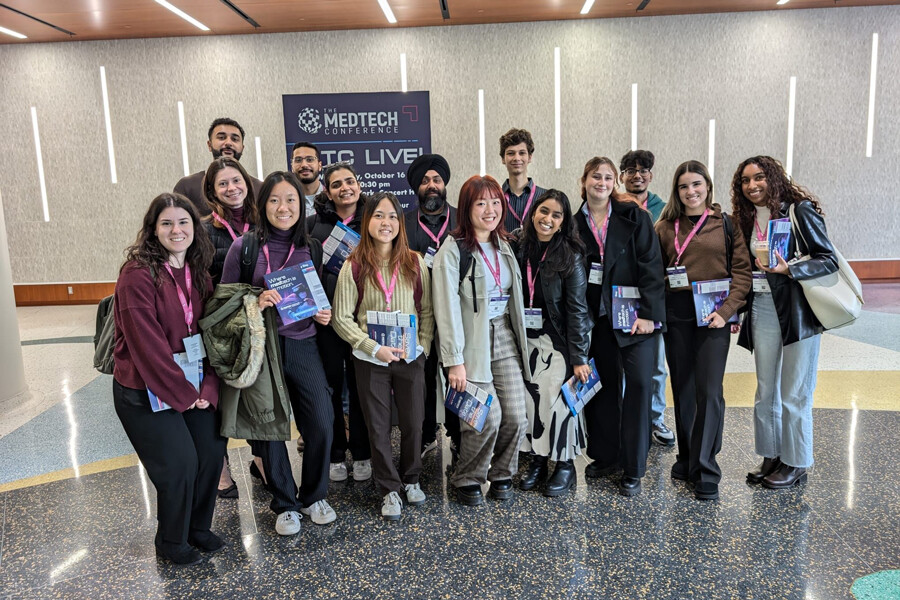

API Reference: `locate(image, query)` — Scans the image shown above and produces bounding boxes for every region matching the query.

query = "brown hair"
[350,192,419,293]
[579,156,643,208]
[449,175,511,252]
[202,157,258,229]
[660,160,714,222]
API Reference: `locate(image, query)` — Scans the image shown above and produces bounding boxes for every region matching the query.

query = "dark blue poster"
[283,91,431,210]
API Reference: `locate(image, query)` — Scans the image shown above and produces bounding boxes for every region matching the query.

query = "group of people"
[111,120,839,565]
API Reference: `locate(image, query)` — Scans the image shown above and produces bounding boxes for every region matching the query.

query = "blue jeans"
[750,292,821,468]
[649,334,668,425]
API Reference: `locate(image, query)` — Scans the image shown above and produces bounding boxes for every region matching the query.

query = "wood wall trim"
[848,260,900,284]
[14,283,116,306]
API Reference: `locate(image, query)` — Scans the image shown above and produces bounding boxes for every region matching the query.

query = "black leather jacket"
[738,199,838,350]
[575,198,666,348]
[513,239,592,366]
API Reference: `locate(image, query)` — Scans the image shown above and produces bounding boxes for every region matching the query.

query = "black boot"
[544,460,576,497]
[747,457,782,484]
[518,455,549,491]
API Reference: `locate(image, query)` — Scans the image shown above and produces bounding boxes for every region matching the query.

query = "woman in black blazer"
[574,156,666,497]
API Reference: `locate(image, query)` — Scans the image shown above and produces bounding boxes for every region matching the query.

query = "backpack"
[351,259,423,318]
[93,294,116,374]
[239,231,323,285]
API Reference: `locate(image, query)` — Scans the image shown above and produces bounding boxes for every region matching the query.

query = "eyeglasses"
[292,155,318,164]
[622,168,651,177]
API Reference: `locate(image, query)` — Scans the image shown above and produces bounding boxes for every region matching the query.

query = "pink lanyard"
[583,203,611,263]
[753,214,767,242]
[525,249,549,308]
[477,244,503,290]
[164,263,193,336]
[417,207,449,246]
[673,209,710,265]
[375,264,400,310]
[212,213,249,242]
[505,183,537,226]
[341,213,355,226]
[262,244,296,275]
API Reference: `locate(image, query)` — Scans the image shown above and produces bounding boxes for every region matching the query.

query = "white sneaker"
[352,459,372,481]
[382,491,403,520]
[404,482,426,506]
[300,499,337,525]
[275,511,302,536]
[329,462,348,482]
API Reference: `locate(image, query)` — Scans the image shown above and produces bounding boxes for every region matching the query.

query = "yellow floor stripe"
[0,374,894,493]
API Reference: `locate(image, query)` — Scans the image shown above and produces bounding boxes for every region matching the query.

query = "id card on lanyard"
[752,272,771,293]
[165,263,206,363]
[668,209,709,289]
[478,244,509,319]
[582,203,610,285]
[524,250,548,329]
[418,208,448,269]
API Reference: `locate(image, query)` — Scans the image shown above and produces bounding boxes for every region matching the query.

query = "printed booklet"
[323,222,361,275]
[560,358,602,417]
[263,260,331,325]
[148,352,202,412]
[445,381,493,433]
[366,311,418,360]
[611,286,662,332]
[691,278,739,326]
[767,218,792,268]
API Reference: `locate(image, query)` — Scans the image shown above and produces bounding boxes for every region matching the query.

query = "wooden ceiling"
[0,0,897,44]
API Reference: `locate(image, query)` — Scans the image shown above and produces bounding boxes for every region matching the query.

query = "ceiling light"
[154,0,210,31]
[0,25,27,39]
[377,0,397,24]
[776,0,789,4]
[580,0,595,14]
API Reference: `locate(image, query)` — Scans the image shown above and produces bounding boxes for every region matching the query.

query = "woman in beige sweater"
[332,191,434,521]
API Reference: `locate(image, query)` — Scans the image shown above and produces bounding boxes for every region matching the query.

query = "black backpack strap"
[723,212,734,276]
[240,231,260,285]
[456,239,477,313]
[309,239,323,272]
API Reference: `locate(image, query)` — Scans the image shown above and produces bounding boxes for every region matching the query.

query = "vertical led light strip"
[865,33,879,158]
[554,47,561,169]
[255,137,263,180]
[177,101,190,177]
[786,76,796,176]
[707,119,716,183]
[631,83,638,150]
[400,53,408,93]
[478,89,486,176]
[99,67,118,184]
[30,107,49,222]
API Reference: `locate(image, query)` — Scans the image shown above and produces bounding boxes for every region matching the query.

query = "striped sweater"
[331,254,434,358]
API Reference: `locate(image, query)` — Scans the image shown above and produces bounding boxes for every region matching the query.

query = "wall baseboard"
[11,260,900,306]
[14,282,116,306]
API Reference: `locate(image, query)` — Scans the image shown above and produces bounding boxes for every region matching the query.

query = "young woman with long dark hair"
[514,190,592,497]
[731,156,837,489]
[113,193,225,565]
[332,191,434,520]
[575,157,666,498]
[433,175,530,506]
[656,160,752,500]
[220,172,336,530]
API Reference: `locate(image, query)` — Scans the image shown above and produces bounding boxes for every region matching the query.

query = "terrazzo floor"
[1,286,898,599]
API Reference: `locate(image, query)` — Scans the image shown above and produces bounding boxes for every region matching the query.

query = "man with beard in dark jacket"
[403,154,459,456]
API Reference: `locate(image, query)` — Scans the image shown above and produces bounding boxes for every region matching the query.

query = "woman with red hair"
[433,175,530,507]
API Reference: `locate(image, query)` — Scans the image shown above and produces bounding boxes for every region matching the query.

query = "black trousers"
[665,321,730,486]
[583,318,654,478]
[421,341,440,445]
[354,356,425,496]
[317,325,371,462]
[113,380,225,552]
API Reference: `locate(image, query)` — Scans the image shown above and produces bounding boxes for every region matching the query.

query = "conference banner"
[283,91,431,210]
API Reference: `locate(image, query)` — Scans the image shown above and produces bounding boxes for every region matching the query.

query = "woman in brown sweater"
[655,160,751,501]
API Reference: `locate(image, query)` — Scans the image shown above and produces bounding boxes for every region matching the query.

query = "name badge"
[183,333,207,363]
[524,308,543,329]
[666,266,689,289]
[752,272,771,293]
[424,247,437,269]
[588,263,603,285]
[488,295,510,319]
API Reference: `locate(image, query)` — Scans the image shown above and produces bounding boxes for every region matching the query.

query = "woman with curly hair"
[113,193,225,565]
[731,156,838,489]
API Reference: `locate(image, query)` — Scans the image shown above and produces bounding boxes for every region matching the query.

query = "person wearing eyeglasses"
[291,142,324,216]
[619,150,674,449]
[499,128,547,234]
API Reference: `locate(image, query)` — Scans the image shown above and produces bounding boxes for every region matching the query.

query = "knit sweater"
[654,204,752,322]
[331,254,434,358]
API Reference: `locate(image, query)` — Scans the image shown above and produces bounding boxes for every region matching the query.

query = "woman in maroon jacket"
[113,193,225,566]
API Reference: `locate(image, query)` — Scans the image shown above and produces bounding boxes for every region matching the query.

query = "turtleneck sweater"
[220,224,316,340]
